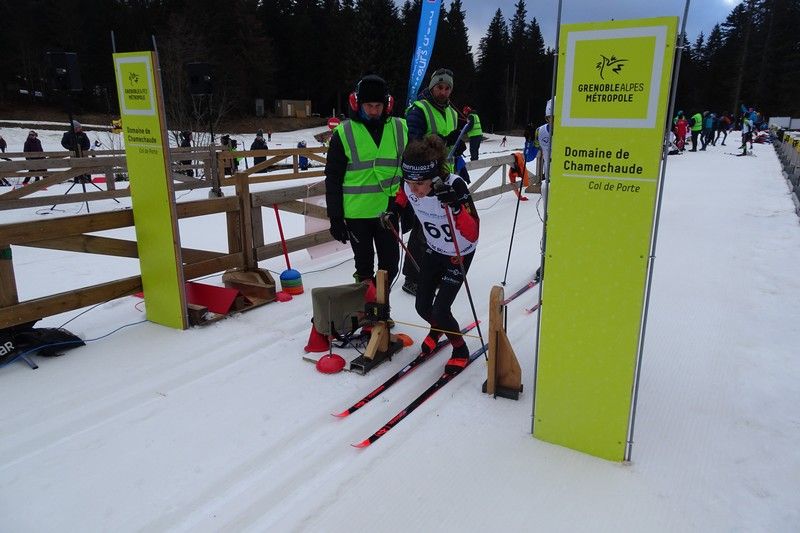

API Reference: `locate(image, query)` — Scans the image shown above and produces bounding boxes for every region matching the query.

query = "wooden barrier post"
[0,245,19,309]
[483,285,523,400]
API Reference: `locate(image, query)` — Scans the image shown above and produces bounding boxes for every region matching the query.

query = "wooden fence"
[0,147,523,329]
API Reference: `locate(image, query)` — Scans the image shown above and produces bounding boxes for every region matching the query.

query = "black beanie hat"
[357,75,388,104]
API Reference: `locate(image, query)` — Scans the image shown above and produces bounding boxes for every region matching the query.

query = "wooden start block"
[483,285,523,400]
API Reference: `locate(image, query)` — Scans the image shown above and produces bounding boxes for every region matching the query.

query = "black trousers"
[690,130,700,150]
[402,220,427,283]
[469,137,481,161]
[345,217,399,283]
[415,248,474,342]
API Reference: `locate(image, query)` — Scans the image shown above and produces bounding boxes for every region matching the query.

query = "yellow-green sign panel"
[534,17,678,461]
[113,52,187,330]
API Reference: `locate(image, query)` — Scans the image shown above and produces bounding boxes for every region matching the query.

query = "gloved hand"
[444,130,461,146]
[329,217,349,244]
[433,180,462,211]
[379,211,397,231]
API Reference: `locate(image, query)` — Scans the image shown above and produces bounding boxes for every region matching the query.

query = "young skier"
[381,135,480,373]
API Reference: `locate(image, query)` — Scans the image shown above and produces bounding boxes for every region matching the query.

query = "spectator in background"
[689,111,703,151]
[462,106,482,161]
[297,140,309,170]
[61,120,91,182]
[0,134,10,185]
[674,111,689,152]
[700,111,712,151]
[251,129,268,166]
[22,130,44,184]
[715,113,732,146]
[267,129,273,142]
[179,131,194,177]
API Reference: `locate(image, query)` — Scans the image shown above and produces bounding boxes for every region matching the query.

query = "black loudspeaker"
[186,62,213,96]
[46,52,82,92]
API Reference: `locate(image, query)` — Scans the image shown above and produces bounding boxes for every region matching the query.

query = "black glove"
[444,130,461,146]
[433,180,462,210]
[379,211,397,231]
[329,217,349,244]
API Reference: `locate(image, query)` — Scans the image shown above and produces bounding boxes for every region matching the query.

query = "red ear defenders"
[348,80,394,115]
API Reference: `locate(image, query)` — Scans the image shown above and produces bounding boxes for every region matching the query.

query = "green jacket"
[336,117,408,218]
[412,100,458,138]
[411,99,458,171]
[690,113,703,132]
[466,112,482,137]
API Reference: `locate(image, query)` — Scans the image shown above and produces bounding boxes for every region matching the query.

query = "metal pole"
[443,205,485,357]
[501,179,525,286]
[531,0,563,435]
[625,0,692,462]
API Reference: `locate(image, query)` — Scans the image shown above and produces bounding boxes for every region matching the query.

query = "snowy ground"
[1,125,799,532]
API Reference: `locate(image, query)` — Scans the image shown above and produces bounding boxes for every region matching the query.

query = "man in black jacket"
[61,120,91,183]
[325,74,407,284]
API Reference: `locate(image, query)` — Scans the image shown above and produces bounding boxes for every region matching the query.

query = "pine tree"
[475,9,511,131]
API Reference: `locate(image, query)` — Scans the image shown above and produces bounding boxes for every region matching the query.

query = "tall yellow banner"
[113,52,187,329]
[533,17,678,461]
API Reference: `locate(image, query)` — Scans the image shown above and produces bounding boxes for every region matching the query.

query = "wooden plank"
[252,181,327,207]
[0,188,131,211]
[0,276,143,329]
[22,235,139,258]
[226,210,242,254]
[0,209,134,245]
[175,196,239,218]
[277,200,328,219]
[464,154,514,171]
[255,229,332,261]
[471,182,518,202]
[0,168,90,200]
[468,165,501,193]
[236,174,256,269]
[251,204,265,249]
[183,253,244,280]
[222,169,325,187]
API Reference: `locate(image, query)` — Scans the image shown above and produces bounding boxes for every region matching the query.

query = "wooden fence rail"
[0,151,521,329]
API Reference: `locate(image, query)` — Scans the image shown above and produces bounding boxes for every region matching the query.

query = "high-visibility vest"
[337,117,408,218]
[413,100,458,138]
[467,112,482,137]
[412,100,458,170]
[691,113,703,131]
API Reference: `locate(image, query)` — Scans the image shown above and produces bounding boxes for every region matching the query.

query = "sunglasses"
[432,68,453,77]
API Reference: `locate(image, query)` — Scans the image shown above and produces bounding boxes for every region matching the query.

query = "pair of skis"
[335,277,540,448]
[502,277,541,314]
[333,322,482,447]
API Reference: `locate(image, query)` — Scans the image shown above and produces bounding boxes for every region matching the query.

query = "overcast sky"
[428,0,740,54]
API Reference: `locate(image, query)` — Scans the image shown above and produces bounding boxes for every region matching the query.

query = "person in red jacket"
[381,135,479,373]
[674,111,689,152]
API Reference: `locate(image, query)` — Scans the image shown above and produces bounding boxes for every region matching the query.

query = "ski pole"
[502,178,525,286]
[443,205,486,358]
[385,218,420,272]
[447,121,473,162]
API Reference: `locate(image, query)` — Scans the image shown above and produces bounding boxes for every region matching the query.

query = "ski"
[501,278,539,306]
[353,343,489,448]
[332,321,478,418]
[524,301,541,314]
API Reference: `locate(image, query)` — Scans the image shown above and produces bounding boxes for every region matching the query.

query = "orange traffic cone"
[304,323,330,353]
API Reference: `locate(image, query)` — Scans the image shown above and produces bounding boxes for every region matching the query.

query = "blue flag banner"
[406,0,441,107]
